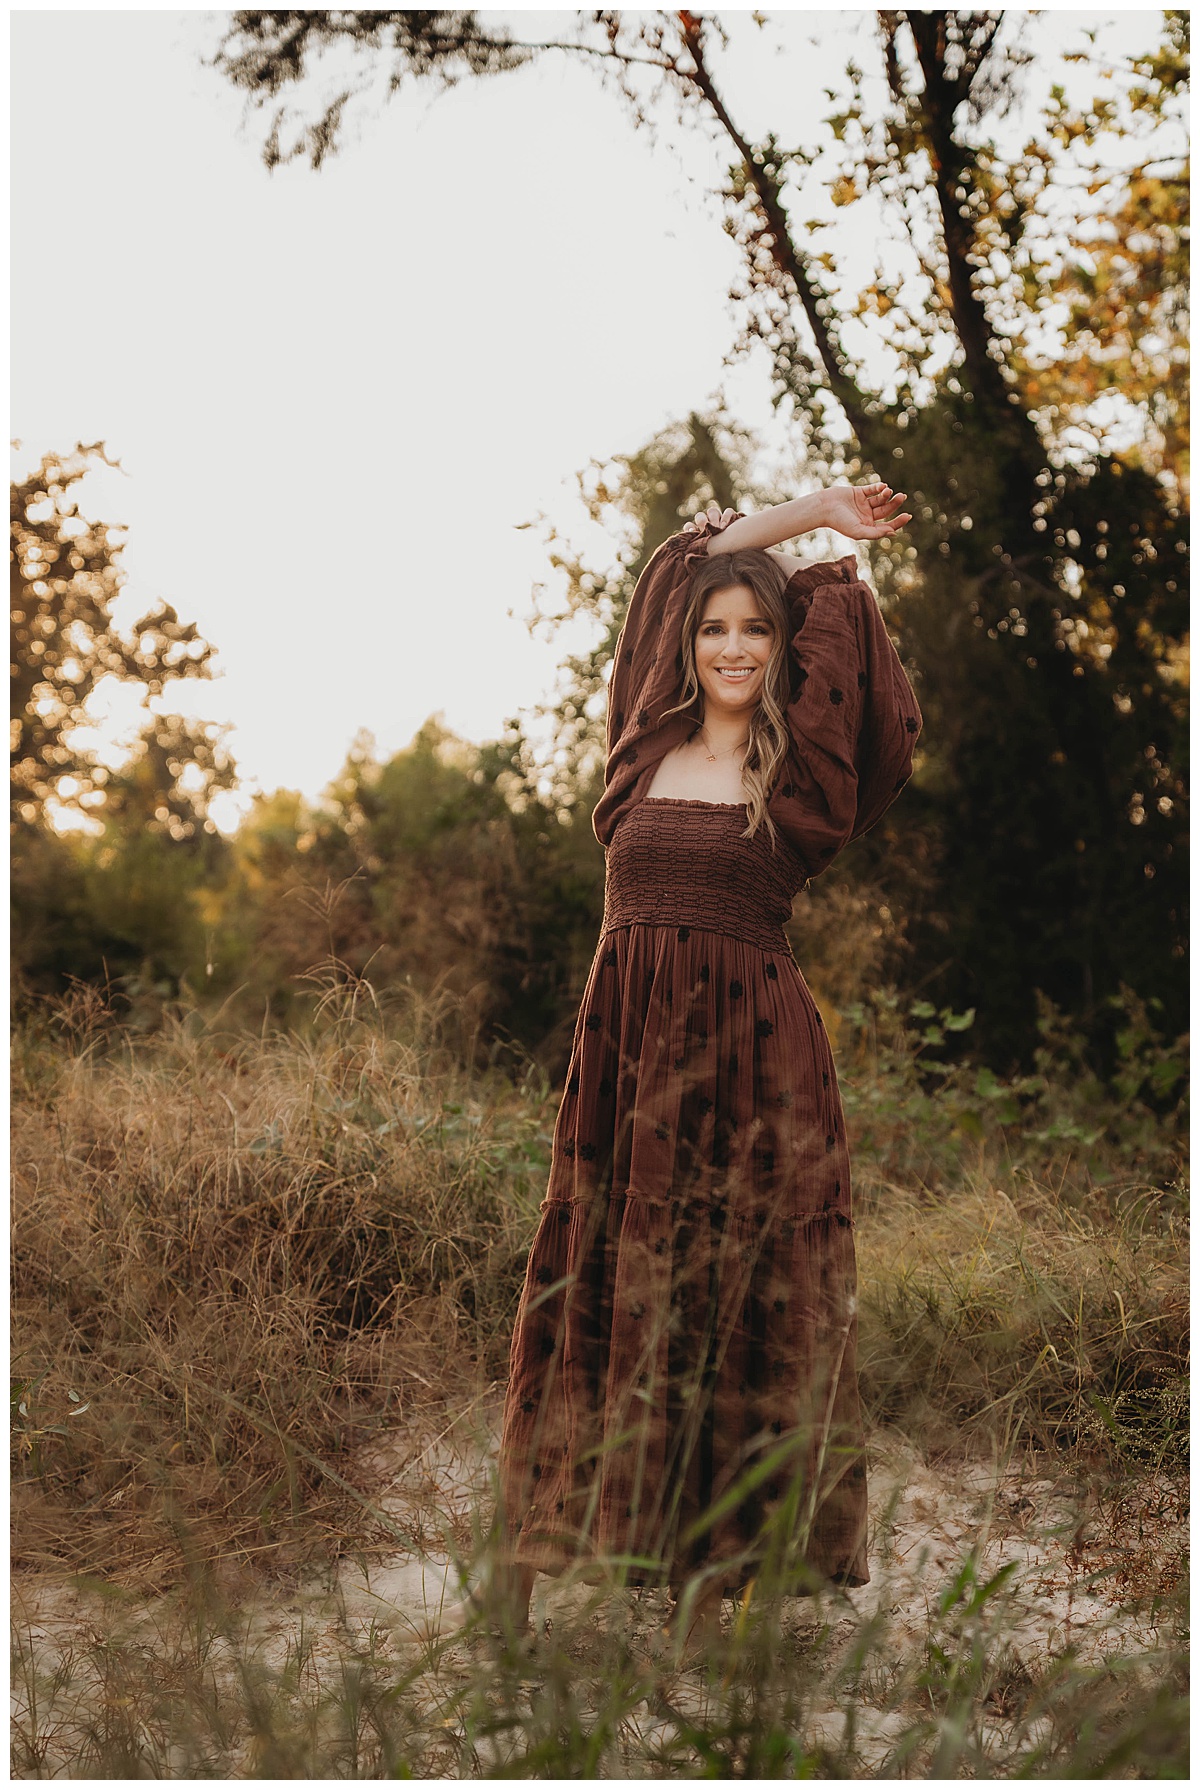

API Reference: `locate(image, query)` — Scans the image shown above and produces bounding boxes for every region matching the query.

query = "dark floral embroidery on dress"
[654,1123,670,1141]
[637,709,650,727]
[586,1013,602,1031]
[905,716,919,733]
[622,747,638,765]
[699,1096,714,1115]
[770,1419,783,1436]
[699,963,710,983]
[777,1089,793,1108]
[822,1071,830,1088]
[829,688,844,705]
[568,1073,580,1095]
[557,1206,570,1226]
[579,1142,597,1162]
[603,947,618,967]
[613,711,625,733]
[563,1138,576,1159]
[756,1019,774,1038]
[673,1055,685,1070]
[728,1053,740,1074]
[654,1236,668,1255]
[540,1335,555,1357]
[521,1397,535,1414]
[730,979,744,999]
[677,926,690,941]
[765,962,778,980]
[630,1302,645,1319]
[532,1463,541,1479]
[536,1265,553,1285]
[773,1297,787,1314]
[599,1076,613,1097]
[825,1133,836,1151]
[857,671,867,688]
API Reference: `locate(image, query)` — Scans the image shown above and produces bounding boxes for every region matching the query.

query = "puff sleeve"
[766,555,922,875]
[591,515,739,849]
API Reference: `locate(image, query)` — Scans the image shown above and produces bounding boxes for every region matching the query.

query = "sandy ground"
[11,1427,1187,1777]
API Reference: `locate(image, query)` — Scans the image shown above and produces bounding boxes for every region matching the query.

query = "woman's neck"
[697,712,751,756]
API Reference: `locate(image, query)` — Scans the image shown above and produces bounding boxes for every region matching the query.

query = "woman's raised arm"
[687,483,911,558]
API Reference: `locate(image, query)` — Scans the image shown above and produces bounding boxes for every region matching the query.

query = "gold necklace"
[698,726,750,764]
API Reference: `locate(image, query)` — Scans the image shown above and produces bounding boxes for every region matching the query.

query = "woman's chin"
[703,685,759,714]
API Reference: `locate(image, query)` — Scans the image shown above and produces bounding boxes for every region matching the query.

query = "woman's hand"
[824,482,911,540]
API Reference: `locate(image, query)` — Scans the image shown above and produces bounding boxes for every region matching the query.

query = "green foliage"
[208,11,1189,1067]
[199,720,607,1063]
[838,983,1188,1188]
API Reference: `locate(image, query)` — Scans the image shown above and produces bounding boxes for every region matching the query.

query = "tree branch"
[676,10,874,447]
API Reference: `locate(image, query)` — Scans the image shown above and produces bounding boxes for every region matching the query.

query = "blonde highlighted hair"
[659,548,794,847]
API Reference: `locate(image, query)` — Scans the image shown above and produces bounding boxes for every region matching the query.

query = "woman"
[484,481,918,1654]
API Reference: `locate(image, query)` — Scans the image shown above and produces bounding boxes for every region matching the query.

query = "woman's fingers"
[867,511,913,536]
[687,503,735,531]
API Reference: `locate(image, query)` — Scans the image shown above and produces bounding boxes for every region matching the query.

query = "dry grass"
[12,967,1188,1584]
[12,972,550,1579]
[10,968,1189,1776]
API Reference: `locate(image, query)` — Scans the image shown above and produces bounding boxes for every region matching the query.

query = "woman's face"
[694,582,775,719]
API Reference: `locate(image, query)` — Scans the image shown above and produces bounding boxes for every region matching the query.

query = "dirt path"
[11,1430,1186,1776]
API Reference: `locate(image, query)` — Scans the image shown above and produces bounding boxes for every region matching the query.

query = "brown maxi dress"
[497,514,922,1596]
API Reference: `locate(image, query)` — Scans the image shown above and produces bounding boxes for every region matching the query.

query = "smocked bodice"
[600,797,807,953]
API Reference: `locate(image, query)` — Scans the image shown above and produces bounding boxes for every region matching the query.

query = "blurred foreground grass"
[11,968,1188,1776]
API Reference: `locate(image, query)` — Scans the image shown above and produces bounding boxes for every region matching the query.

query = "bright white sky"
[10,7,1163,831]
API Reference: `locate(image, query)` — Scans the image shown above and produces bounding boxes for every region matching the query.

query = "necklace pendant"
[704,751,716,762]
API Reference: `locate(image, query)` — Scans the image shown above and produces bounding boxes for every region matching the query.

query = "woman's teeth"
[718,667,754,680]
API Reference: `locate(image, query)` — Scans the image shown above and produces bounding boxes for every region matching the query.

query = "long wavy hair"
[659,547,794,847]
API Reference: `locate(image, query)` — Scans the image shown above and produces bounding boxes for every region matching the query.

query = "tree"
[210,10,1188,1064]
[11,441,236,836]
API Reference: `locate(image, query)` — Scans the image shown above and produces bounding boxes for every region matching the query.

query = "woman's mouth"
[717,667,756,682]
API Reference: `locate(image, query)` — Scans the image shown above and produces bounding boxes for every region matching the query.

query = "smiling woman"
[464,482,924,1661]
